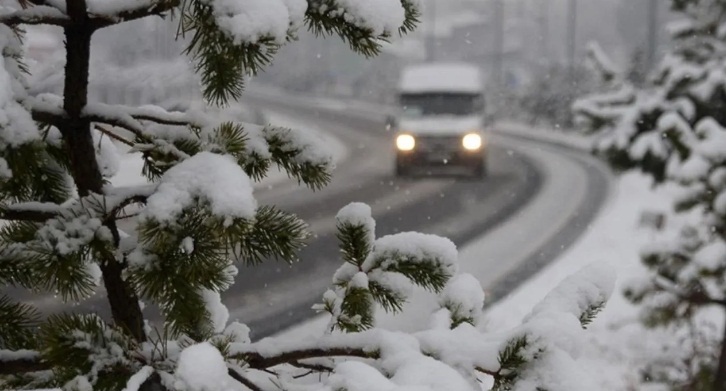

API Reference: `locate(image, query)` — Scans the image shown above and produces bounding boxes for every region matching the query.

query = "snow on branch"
[104,185,157,220]
[140,152,256,223]
[203,0,306,45]
[0,201,63,222]
[227,366,264,391]
[229,328,493,372]
[526,263,615,326]
[87,0,180,29]
[319,204,458,332]
[652,275,726,307]
[0,349,47,375]
[226,326,500,389]
[83,102,189,129]
[585,41,620,83]
[28,94,66,127]
[29,108,65,127]
[0,186,155,224]
[82,102,204,130]
[0,5,69,27]
[81,102,191,160]
[129,104,202,127]
[235,343,378,370]
[0,31,42,153]
[305,0,407,57]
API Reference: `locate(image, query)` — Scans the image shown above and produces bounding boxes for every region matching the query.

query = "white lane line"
[457,136,592,288]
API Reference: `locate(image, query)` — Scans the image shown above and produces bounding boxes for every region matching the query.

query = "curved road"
[230,95,541,337]
[229,91,611,338]
[8,92,611,341]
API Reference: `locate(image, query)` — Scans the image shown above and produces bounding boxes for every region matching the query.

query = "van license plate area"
[427,152,451,163]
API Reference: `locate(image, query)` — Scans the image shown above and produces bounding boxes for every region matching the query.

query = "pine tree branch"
[82,107,157,136]
[227,367,264,391]
[87,103,194,128]
[1,189,150,223]
[81,104,191,160]
[0,202,61,222]
[30,106,67,128]
[234,346,379,370]
[89,0,180,30]
[0,351,50,375]
[653,278,726,306]
[95,124,134,146]
[131,112,193,128]
[18,0,55,6]
[106,193,149,222]
[292,370,315,379]
[289,361,334,373]
[475,366,499,378]
[0,6,70,27]
[0,209,56,222]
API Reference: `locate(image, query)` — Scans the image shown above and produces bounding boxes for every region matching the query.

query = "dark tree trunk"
[713,318,726,391]
[61,0,146,342]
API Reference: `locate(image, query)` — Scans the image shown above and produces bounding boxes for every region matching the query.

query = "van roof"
[398,63,482,94]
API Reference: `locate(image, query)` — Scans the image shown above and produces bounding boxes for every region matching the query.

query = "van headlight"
[462,133,483,150]
[396,134,416,151]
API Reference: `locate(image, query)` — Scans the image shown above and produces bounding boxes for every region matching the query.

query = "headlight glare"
[462,133,483,150]
[396,134,416,151]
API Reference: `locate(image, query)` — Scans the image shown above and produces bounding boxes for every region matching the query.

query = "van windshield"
[400,93,483,118]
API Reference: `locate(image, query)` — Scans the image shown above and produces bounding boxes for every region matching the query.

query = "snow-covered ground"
[482,171,668,389]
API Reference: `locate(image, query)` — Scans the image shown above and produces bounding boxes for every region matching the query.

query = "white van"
[389,62,487,177]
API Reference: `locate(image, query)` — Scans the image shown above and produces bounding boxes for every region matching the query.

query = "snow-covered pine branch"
[0,5,69,27]
[86,0,180,28]
[0,349,45,375]
[0,201,64,221]
[585,41,620,84]
[180,0,421,104]
[1,0,179,29]
[222,258,613,391]
[318,203,458,332]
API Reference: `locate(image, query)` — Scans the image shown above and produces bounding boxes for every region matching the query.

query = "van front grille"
[416,135,462,152]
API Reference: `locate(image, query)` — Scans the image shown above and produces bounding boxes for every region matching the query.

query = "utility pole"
[493,0,504,87]
[538,0,549,68]
[426,0,436,62]
[646,0,658,69]
[566,0,577,75]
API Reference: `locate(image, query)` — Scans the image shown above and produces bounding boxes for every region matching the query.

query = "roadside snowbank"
[271,167,677,390]
[482,172,678,390]
[493,121,595,151]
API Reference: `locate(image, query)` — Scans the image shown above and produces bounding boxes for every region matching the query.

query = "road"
[226,94,541,337]
[227,91,611,337]
[6,91,611,340]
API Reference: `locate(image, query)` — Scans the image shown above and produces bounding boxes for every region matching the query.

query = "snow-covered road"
[224,91,612,338]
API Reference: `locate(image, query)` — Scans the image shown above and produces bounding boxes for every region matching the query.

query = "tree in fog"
[517,64,598,128]
[1,1,616,390]
[575,1,726,389]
